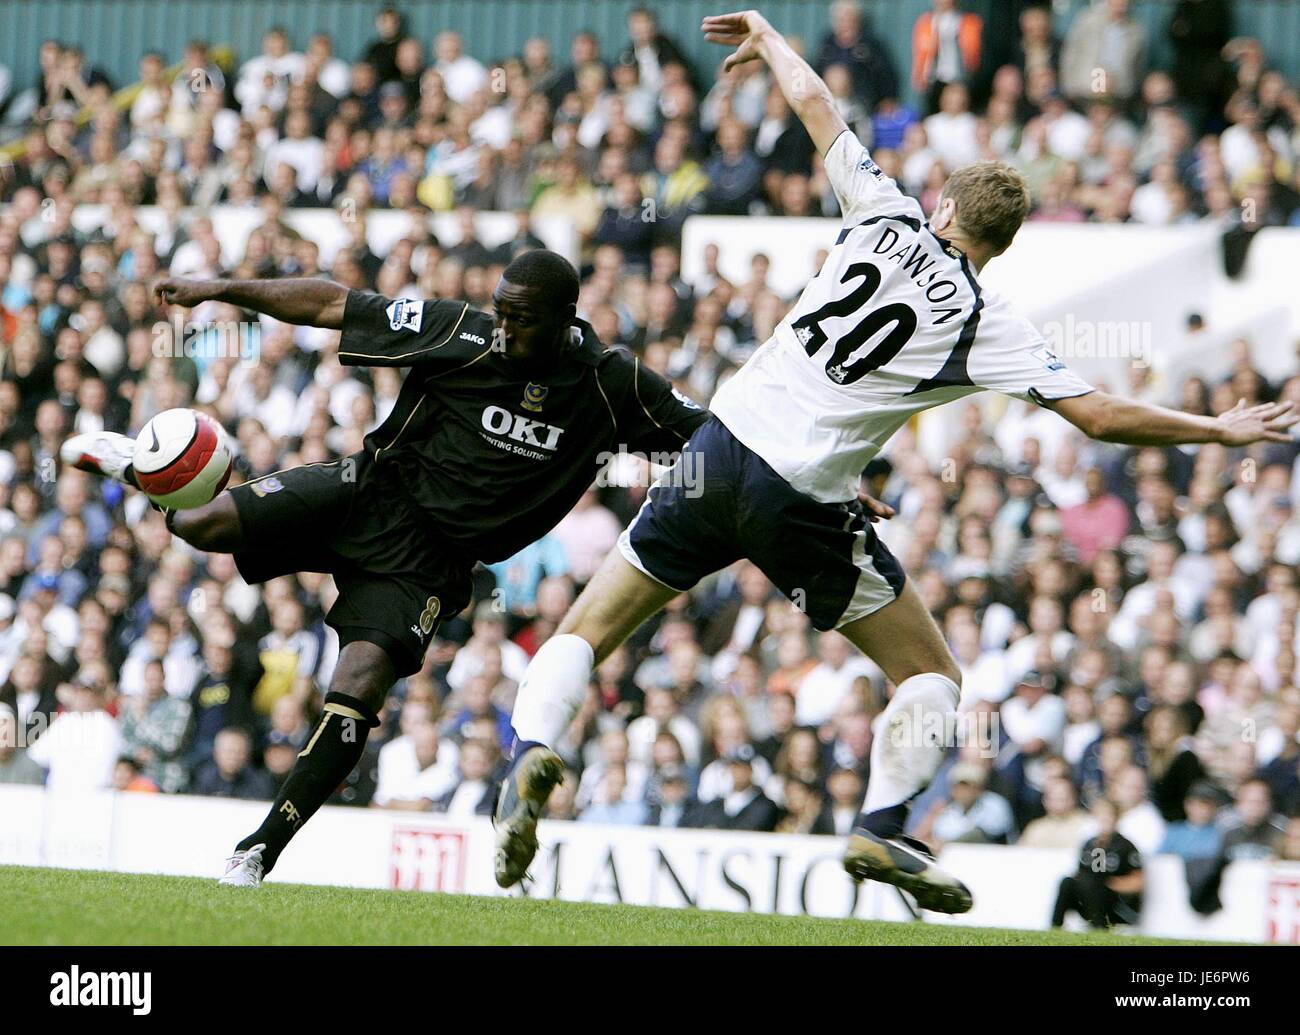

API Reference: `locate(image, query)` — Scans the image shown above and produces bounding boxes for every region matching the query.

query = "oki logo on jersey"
[481,405,565,450]
[385,298,423,333]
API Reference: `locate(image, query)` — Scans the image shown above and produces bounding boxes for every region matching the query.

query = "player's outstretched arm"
[702,10,848,156]
[155,278,348,329]
[1048,391,1298,447]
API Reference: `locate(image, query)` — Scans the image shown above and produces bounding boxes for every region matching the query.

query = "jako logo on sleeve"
[50,967,152,1015]
[385,299,424,333]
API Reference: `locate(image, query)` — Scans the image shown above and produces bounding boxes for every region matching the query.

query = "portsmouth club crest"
[521,383,548,412]
[249,476,284,497]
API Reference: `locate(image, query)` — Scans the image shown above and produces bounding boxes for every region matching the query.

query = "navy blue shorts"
[618,416,905,631]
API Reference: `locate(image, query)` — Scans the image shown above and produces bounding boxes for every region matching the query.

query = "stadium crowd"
[1,0,1300,898]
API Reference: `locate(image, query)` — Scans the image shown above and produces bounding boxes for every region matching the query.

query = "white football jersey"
[710,130,1093,503]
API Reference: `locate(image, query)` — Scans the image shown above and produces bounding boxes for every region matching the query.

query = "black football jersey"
[338,290,709,563]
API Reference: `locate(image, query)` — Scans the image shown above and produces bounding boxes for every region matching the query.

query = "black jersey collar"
[566,319,606,366]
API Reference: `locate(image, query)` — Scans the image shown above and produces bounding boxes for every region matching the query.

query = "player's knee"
[329,640,398,712]
[170,493,242,552]
[328,659,392,715]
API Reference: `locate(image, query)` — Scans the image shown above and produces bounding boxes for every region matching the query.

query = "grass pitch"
[2,865,1199,946]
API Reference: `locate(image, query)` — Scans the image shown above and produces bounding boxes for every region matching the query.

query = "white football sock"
[862,672,961,814]
[508,633,595,749]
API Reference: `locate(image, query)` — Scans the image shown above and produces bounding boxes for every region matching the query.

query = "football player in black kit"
[63,250,707,885]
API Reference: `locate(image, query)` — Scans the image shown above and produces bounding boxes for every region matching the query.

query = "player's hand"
[154,278,216,308]
[1216,398,1299,446]
[702,11,771,72]
[857,489,896,522]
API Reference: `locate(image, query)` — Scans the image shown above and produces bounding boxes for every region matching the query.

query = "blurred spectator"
[911,0,983,115]
[618,8,688,97]
[191,726,275,799]
[432,736,499,817]
[1020,775,1094,848]
[1111,763,1167,856]
[188,631,261,771]
[1059,467,1130,564]
[690,745,779,831]
[444,674,513,751]
[112,754,159,793]
[0,702,43,785]
[1167,0,1234,132]
[552,489,622,588]
[916,762,1014,846]
[627,686,701,768]
[1158,782,1224,861]
[119,657,191,792]
[361,7,409,85]
[924,82,980,172]
[578,763,649,825]
[1060,0,1147,104]
[999,669,1066,819]
[793,631,876,728]
[25,677,121,791]
[1012,6,1063,86]
[374,702,458,809]
[433,32,487,106]
[777,775,833,835]
[824,766,866,836]
[814,0,899,112]
[485,534,570,617]
[1219,778,1286,862]
[1144,704,1204,822]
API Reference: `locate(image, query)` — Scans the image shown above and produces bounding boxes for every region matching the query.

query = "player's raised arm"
[702,10,848,156]
[1047,392,1298,447]
[155,277,349,329]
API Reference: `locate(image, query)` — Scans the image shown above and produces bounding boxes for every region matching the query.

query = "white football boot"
[493,746,565,888]
[842,828,973,914]
[60,431,138,487]
[218,843,266,887]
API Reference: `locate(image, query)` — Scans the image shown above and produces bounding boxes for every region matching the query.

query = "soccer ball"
[132,408,234,510]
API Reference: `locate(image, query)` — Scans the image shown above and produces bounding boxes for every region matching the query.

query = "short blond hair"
[941,161,1031,255]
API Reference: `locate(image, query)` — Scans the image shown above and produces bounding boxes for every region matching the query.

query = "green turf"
[1,865,1204,945]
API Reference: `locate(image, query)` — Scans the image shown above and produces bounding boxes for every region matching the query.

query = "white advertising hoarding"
[2,786,1297,943]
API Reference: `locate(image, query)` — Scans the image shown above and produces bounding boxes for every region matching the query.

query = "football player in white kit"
[492,10,1298,911]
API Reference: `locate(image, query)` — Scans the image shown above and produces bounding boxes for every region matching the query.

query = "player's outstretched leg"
[63,430,247,552]
[494,552,677,888]
[836,582,973,914]
[220,641,391,886]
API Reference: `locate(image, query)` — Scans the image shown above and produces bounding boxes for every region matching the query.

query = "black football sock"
[856,803,910,839]
[236,692,380,874]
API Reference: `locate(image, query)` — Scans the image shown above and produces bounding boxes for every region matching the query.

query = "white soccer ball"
[132,408,234,510]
